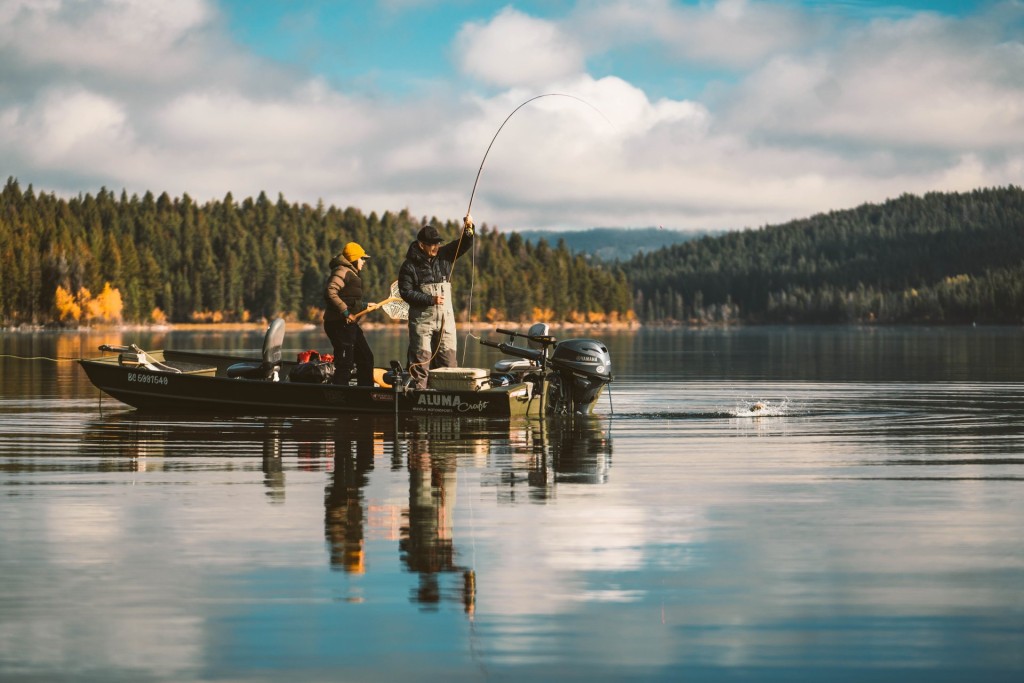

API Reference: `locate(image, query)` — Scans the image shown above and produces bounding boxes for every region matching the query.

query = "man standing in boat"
[324,242,376,386]
[398,215,475,389]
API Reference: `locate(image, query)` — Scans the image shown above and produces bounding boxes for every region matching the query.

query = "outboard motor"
[479,326,613,416]
[547,338,613,414]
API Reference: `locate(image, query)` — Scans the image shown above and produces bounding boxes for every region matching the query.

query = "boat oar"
[351,281,408,321]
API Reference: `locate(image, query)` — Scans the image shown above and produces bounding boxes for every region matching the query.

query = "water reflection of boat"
[77,412,611,614]
[321,414,612,615]
[399,420,475,611]
[536,416,613,487]
[324,425,376,575]
[77,320,613,418]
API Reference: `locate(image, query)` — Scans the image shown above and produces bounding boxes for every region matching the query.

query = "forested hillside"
[624,186,1024,324]
[0,178,632,326]
[4,178,1020,328]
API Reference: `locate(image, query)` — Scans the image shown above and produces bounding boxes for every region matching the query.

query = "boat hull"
[78,350,541,417]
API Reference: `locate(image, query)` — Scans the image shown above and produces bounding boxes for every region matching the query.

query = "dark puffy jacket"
[323,254,366,322]
[397,234,474,308]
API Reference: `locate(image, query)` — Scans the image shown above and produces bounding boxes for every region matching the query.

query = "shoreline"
[4,320,1015,333]
[1,320,644,333]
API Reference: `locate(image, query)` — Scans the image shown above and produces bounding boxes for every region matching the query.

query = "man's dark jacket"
[398,234,474,308]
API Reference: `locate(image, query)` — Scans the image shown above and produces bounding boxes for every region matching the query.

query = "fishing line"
[460,92,613,328]
[459,231,479,367]
[0,354,79,362]
[460,331,481,367]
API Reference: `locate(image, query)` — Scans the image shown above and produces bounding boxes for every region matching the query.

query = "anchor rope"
[0,354,78,362]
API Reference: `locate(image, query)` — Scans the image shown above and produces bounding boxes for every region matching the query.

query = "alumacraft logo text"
[416,393,489,413]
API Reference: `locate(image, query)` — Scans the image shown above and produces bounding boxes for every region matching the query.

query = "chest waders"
[407,281,457,388]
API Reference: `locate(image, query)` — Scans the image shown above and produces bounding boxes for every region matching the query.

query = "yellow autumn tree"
[190,310,224,323]
[531,306,555,323]
[81,283,124,323]
[55,285,82,322]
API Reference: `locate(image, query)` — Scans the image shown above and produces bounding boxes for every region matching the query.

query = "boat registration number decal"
[127,372,168,386]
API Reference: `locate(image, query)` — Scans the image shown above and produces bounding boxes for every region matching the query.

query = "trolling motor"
[480,324,613,415]
[383,360,411,392]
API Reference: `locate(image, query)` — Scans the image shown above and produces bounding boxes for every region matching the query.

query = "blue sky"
[1,0,1021,231]
[220,1,983,98]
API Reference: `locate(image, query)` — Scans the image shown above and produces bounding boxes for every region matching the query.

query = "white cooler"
[427,367,490,391]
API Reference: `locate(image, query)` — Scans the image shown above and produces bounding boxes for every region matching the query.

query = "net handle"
[350,281,408,321]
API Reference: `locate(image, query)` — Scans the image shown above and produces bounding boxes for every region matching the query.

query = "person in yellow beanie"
[323,242,376,386]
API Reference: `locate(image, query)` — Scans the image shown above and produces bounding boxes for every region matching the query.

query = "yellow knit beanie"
[342,242,369,262]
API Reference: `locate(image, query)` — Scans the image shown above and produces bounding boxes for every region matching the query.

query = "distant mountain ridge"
[513,227,719,261]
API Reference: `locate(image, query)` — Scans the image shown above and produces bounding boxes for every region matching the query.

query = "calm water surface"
[1,326,1022,682]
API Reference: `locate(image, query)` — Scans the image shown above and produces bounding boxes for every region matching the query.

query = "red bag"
[296,350,334,363]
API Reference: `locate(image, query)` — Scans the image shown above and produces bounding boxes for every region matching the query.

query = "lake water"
[1,326,1022,682]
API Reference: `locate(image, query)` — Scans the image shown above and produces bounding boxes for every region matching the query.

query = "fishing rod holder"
[494,327,556,349]
[479,338,548,368]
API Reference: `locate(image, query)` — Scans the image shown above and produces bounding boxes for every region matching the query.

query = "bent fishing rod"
[444,93,612,364]
[464,92,613,219]
[399,93,612,369]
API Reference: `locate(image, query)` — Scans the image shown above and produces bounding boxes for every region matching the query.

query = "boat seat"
[227,318,286,381]
[492,358,537,374]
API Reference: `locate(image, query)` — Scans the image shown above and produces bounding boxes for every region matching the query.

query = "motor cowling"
[548,338,613,413]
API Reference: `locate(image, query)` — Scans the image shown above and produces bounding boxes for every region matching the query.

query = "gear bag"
[289,350,335,384]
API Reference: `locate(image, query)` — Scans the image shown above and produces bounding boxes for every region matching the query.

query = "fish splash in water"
[732,399,788,417]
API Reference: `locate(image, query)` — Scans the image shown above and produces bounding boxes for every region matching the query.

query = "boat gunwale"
[77,347,540,416]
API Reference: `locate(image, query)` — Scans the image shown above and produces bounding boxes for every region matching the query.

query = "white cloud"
[724,11,1024,151]
[0,0,1021,231]
[451,75,718,227]
[3,87,133,171]
[455,7,585,87]
[1,0,213,79]
[572,0,825,70]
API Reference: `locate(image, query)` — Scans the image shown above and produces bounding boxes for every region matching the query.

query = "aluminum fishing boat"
[78,319,613,417]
